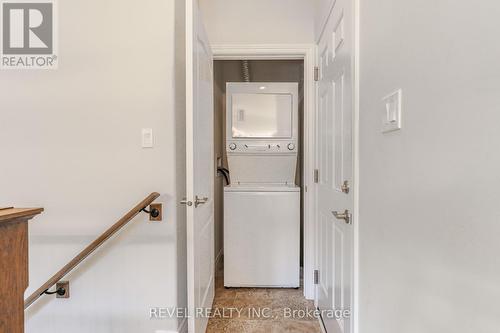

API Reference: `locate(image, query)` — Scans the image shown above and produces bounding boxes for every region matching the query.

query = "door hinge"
[314,66,320,81]
[314,169,319,183]
[314,270,319,285]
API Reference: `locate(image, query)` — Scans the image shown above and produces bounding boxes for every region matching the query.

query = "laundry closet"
[213,60,305,288]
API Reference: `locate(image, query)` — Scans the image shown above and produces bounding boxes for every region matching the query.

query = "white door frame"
[211,44,317,300]
[354,0,360,331]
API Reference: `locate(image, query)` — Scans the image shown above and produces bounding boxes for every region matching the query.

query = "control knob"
[229,143,237,150]
[287,143,295,151]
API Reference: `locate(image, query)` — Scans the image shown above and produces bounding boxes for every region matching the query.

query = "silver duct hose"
[241,60,250,82]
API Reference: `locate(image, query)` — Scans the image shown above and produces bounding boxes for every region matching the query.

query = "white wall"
[199,0,315,44]
[358,1,500,332]
[0,0,186,332]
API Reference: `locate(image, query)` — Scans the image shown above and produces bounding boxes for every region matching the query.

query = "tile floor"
[206,267,322,333]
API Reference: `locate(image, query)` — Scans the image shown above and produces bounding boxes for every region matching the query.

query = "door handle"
[194,196,209,208]
[332,209,352,225]
[341,180,350,194]
[180,198,193,206]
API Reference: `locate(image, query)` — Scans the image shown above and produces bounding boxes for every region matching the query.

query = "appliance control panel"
[227,140,298,154]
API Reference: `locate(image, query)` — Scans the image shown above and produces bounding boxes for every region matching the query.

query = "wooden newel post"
[0,207,43,333]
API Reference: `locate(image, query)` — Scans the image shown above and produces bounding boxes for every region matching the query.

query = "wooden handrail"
[24,192,160,309]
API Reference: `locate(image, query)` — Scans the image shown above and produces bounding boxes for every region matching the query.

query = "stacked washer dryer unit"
[224,82,300,288]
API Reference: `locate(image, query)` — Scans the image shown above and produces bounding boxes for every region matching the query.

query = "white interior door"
[316,0,354,332]
[186,1,214,332]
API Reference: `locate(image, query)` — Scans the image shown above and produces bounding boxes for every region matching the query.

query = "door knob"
[180,198,193,206]
[341,180,350,194]
[194,196,209,208]
[332,209,352,225]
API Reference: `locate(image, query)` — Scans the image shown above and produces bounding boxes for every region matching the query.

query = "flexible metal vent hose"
[241,60,250,82]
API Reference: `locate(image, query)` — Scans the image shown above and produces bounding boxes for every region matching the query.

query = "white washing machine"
[224,82,300,288]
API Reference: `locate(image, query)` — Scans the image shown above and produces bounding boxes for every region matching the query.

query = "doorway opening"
[209,58,320,332]
[213,59,305,269]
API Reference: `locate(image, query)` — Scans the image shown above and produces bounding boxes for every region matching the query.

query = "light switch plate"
[142,128,154,148]
[382,89,402,133]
